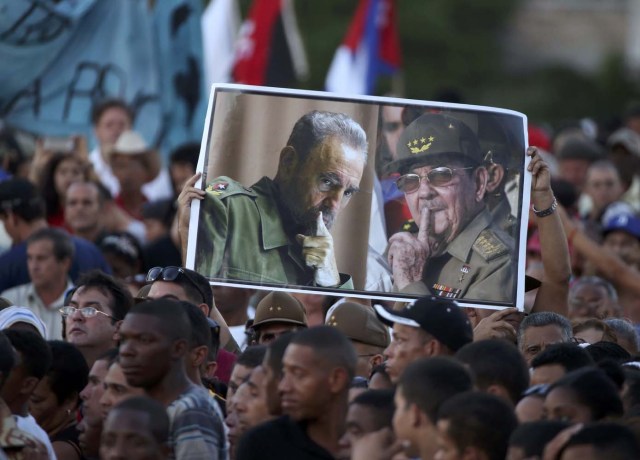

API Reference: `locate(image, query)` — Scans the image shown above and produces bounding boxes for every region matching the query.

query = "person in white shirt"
[1,228,74,340]
[89,99,172,202]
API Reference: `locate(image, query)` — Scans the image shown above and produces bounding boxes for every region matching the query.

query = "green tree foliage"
[231,0,640,126]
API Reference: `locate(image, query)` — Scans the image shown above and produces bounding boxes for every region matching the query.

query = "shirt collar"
[30,279,75,309]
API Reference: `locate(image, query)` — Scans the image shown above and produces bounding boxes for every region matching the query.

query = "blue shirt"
[0,236,111,292]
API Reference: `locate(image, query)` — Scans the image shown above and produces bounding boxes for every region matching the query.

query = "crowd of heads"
[2,84,640,460]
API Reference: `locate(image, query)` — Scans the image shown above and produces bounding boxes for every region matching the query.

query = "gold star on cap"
[408,136,433,154]
[429,136,434,141]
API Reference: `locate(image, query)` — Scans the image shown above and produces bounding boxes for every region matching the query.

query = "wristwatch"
[532,196,557,218]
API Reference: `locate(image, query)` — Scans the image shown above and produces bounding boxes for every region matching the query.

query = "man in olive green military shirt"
[386,112,515,303]
[194,110,368,288]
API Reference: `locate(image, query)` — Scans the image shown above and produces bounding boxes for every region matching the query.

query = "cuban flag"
[325,0,401,95]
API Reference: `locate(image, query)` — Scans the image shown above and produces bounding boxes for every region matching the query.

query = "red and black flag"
[232,0,308,87]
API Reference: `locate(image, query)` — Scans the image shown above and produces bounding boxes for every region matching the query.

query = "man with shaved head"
[118,299,226,459]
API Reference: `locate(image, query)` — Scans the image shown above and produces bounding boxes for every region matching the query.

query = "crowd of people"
[2,94,640,460]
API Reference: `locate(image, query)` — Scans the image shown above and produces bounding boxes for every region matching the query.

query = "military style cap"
[252,291,308,329]
[389,113,483,173]
[325,301,390,348]
[374,296,473,352]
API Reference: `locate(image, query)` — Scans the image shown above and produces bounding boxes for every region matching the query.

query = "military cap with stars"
[252,291,308,329]
[389,112,483,174]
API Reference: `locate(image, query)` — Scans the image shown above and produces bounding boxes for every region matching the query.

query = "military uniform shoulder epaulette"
[473,229,510,261]
[204,176,257,199]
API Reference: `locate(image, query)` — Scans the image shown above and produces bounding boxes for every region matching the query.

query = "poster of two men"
[185,85,530,311]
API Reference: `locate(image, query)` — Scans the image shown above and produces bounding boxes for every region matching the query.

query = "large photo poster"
[186,85,530,310]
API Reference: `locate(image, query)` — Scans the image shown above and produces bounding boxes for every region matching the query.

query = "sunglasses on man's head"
[146,266,208,305]
[396,166,475,193]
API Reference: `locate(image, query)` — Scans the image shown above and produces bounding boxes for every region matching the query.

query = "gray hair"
[569,276,618,303]
[605,318,639,352]
[517,312,573,350]
[286,111,368,163]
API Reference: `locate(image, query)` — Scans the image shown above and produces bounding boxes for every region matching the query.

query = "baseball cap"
[252,291,307,329]
[389,112,483,174]
[0,177,41,212]
[374,296,473,352]
[111,130,150,155]
[325,301,390,348]
[603,213,640,240]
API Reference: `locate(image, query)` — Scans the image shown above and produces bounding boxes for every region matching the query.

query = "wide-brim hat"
[111,130,151,156]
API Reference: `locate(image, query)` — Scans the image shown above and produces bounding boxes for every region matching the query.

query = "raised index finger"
[417,206,430,244]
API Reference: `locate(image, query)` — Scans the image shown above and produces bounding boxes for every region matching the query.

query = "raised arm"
[558,204,640,303]
[528,147,571,315]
